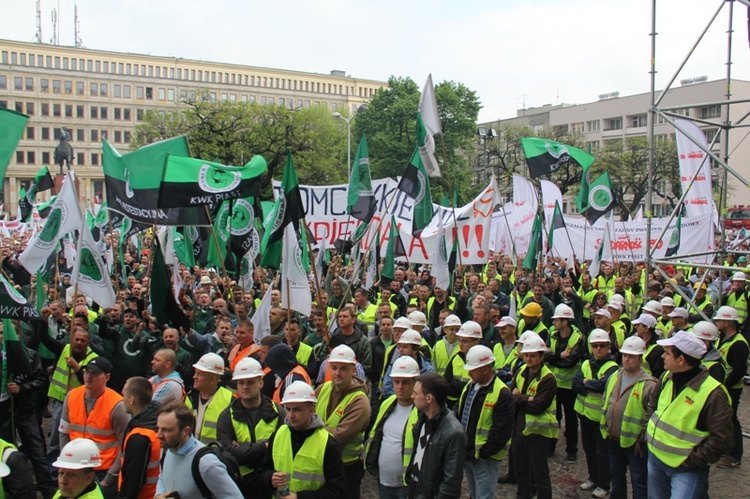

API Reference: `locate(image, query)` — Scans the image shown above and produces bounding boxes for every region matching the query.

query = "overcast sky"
[2,0,749,122]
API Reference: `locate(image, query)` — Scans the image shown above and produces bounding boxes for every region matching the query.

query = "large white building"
[478,78,750,213]
[0,38,386,213]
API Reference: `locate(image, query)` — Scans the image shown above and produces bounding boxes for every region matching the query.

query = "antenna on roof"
[35,0,44,44]
[74,4,84,48]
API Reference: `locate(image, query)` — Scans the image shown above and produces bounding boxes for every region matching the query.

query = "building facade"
[0,38,386,213]
[477,78,750,213]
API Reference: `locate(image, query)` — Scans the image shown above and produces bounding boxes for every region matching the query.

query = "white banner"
[675,118,714,218]
[513,173,538,214]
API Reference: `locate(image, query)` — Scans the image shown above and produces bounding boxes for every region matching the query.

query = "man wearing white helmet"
[546,303,585,463]
[726,271,749,331]
[381,330,434,399]
[445,321,482,407]
[457,345,514,499]
[511,335,558,499]
[494,316,519,371]
[606,300,628,350]
[601,336,657,499]
[314,344,371,499]
[365,356,420,499]
[433,314,461,376]
[217,357,284,498]
[408,310,437,348]
[632,314,664,379]
[657,297,675,338]
[572,330,619,498]
[52,438,103,499]
[692,321,726,383]
[185,353,234,444]
[667,307,690,335]
[715,305,750,468]
[646,331,733,497]
[331,308,373,377]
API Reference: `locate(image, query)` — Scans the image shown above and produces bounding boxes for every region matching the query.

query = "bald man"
[148,349,185,404]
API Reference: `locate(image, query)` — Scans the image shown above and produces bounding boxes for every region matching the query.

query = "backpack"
[160,441,243,498]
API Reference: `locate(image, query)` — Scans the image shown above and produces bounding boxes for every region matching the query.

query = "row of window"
[21,125,131,144]
[1,50,379,98]
[2,100,143,122]
[565,107,719,134]
[15,150,102,166]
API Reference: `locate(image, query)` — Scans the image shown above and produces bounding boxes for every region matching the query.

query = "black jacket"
[455,376,514,459]
[119,401,160,499]
[405,407,466,499]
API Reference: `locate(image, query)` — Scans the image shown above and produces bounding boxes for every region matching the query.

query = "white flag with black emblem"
[281,224,312,317]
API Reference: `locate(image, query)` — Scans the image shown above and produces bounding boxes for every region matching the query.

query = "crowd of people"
[0,233,748,499]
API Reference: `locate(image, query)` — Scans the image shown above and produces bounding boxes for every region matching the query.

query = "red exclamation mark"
[462,225,471,257]
[475,225,485,259]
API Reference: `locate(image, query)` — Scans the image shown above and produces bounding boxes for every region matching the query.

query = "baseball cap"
[667,307,688,319]
[593,308,612,319]
[81,357,113,375]
[657,330,707,360]
[497,316,517,328]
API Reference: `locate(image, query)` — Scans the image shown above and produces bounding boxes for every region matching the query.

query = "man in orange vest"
[227,320,260,372]
[120,376,161,499]
[59,357,129,498]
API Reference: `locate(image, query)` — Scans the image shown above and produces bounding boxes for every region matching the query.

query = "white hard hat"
[660,297,675,308]
[632,314,657,329]
[329,344,357,364]
[714,306,740,322]
[52,438,102,469]
[464,345,496,370]
[693,321,720,342]
[498,316,518,328]
[193,353,225,375]
[408,311,427,327]
[393,317,413,329]
[443,314,462,328]
[619,336,647,356]
[390,356,420,378]
[232,357,264,380]
[397,329,423,346]
[643,300,663,315]
[588,328,611,344]
[606,301,623,311]
[281,380,317,404]
[516,331,541,345]
[552,304,575,320]
[457,321,483,339]
[520,335,547,353]
[732,271,747,282]
[609,294,626,305]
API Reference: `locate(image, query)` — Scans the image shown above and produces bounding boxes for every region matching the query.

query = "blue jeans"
[608,439,647,499]
[464,458,499,499]
[378,483,406,499]
[647,450,709,499]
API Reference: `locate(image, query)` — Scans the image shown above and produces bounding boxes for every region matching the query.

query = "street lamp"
[332,103,367,178]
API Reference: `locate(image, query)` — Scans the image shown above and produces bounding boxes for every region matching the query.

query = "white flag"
[540,180,563,230]
[365,246,377,289]
[252,285,273,345]
[433,210,451,291]
[513,174,539,215]
[71,223,116,309]
[674,118,718,224]
[314,237,329,289]
[20,172,82,274]
[419,74,442,135]
[172,253,182,303]
[281,224,312,317]
[418,74,442,177]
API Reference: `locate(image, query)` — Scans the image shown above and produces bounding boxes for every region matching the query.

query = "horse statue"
[54,127,74,174]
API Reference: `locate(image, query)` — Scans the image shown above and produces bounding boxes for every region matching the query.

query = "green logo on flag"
[414,170,427,205]
[39,207,63,243]
[230,199,255,236]
[198,164,241,194]
[589,185,612,211]
[80,247,103,281]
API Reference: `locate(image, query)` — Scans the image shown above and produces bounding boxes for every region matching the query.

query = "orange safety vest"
[273,366,312,404]
[67,387,123,471]
[229,343,260,372]
[118,427,161,499]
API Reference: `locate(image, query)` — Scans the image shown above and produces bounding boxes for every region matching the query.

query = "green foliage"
[351,76,482,204]
[132,92,347,197]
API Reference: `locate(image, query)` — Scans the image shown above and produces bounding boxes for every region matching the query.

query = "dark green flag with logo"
[347,134,376,223]
[0,273,40,320]
[584,171,616,225]
[547,201,566,253]
[665,213,682,257]
[398,148,434,237]
[521,137,595,179]
[522,213,543,271]
[0,108,28,181]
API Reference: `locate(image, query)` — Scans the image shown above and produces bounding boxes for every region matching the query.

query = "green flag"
[576,163,593,213]
[398,148,434,237]
[584,171,616,225]
[380,216,403,288]
[18,186,33,222]
[1,319,33,404]
[0,108,28,181]
[173,227,196,268]
[522,213,543,271]
[0,273,41,320]
[347,134,376,223]
[150,237,191,333]
[665,213,682,257]
[521,137,595,179]
[547,201,566,253]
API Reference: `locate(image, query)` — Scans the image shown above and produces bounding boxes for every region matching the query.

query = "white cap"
[397,329,423,346]
[606,301,623,311]
[52,438,102,469]
[593,308,612,319]
[200,275,212,285]
[643,300,663,315]
[390,356,420,378]
[714,305,740,322]
[281,381,317,404]
[329,344,357,364]
[520,335,547,353]
[732,271,747,282]
[668,307,688,319]
[588,328,611,344]
[456,321,483,339]
[393,317,413,329]
[660,297,675,308]
[552,304,575,320]
[464,345,496,370]
[693,321,720,342]
[516,331,541,345]
[232,357,263,380]
[620,336,647,355]
[408,311,427,327]
[443,314,462,328]
[498,316,517,328]
[632,314,657,329]
[657,330,707,360]
[193,353,225,375]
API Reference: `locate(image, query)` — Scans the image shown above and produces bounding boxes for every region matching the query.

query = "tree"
[132,92,347,194]
[351,76,482,204]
